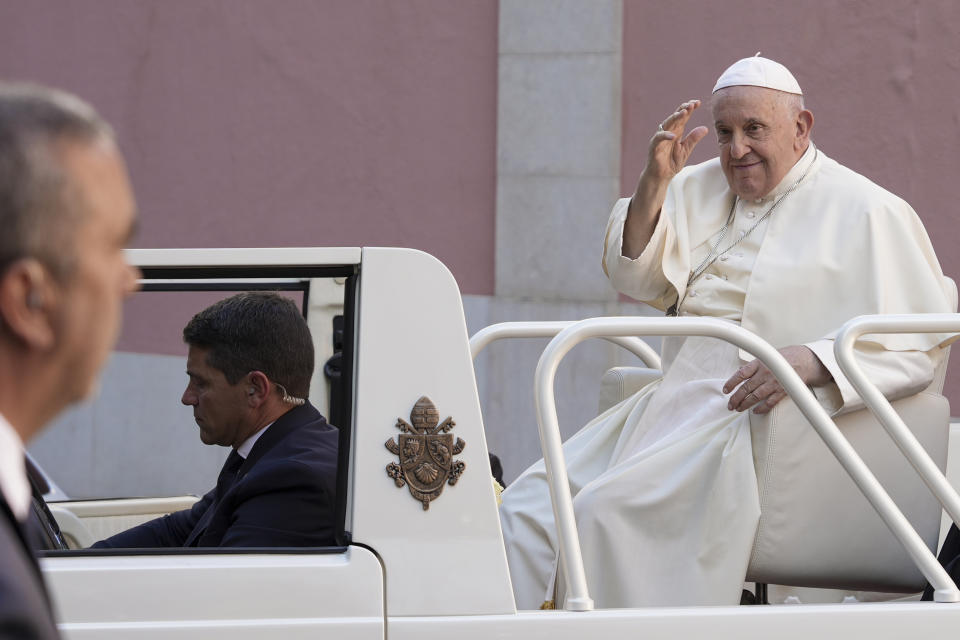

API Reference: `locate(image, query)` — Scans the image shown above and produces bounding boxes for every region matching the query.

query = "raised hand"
[644,100,709,183]
[622,100,709,259]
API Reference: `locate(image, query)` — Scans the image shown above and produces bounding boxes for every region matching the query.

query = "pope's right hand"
[621,100,710,260]
[640,100,709,186]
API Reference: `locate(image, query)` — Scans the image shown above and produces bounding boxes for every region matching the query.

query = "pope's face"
[712,86,809,201]
[182,346,251,448]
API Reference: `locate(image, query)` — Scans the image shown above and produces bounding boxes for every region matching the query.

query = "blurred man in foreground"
[0,83,140,638]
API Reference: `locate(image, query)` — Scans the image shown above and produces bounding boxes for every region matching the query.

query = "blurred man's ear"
[0,259,57,350]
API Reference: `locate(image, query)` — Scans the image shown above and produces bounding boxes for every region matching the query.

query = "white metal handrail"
[469,321,662,369]
[534,316,960,611]
[835,313,960,601]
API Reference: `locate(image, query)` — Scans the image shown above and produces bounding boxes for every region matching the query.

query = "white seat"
[746,366,949,591]
[597,367,661,415]
[596,280,956,593]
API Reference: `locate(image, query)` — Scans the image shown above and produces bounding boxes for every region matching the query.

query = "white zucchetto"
[713,53,802,95]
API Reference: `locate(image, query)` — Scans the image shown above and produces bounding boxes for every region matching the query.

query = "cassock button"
[746,211,756,219]
[720,255,729,262]
[688,290,698,297]
[705,274,714,280]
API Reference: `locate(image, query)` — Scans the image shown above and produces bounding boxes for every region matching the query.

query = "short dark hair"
[0,82,115,279]
[183,292,314,399]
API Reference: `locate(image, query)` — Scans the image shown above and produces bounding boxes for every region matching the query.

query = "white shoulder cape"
[603,148,955,356]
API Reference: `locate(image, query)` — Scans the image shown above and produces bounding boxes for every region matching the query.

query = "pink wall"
[623,0,960,408]
[0,0,498,294]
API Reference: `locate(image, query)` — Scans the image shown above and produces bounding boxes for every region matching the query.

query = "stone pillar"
[473,1,647,482]
[496,0,623,302]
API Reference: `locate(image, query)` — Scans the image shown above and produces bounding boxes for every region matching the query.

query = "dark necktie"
[186,450,244,546]
[217,450,245,497]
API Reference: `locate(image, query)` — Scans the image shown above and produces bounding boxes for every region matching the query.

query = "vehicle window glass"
[29,275,350,553]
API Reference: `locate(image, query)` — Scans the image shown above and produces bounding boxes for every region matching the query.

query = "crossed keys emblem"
[385,396,466,510]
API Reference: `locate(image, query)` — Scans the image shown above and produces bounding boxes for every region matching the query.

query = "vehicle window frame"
[39,263,358,557]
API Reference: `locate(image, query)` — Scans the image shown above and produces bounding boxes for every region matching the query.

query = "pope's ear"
[796,109,814,143]
[0,259,57,350]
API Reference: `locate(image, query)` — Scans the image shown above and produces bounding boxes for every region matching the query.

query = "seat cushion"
[597,367,662,414]
[747,391,949,592]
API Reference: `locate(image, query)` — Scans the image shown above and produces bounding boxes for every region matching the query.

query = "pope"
[500,55,954,609]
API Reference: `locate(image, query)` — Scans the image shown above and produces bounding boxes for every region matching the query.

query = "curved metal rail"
[835,313,960,602]
[534,317,960,611]
[469,321,662,369]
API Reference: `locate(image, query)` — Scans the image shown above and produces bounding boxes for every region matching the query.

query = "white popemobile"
[34,247,960,639]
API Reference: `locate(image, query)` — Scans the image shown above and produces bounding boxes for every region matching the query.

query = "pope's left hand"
[723,345,832,414]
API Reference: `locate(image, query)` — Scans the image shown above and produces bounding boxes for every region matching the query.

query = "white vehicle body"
[37,247,960,638]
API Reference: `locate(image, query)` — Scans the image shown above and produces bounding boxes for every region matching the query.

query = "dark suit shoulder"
[234,414,338,507]
[213,404,339,547]
[259,417,337,462]
[243,405,338,480]
[0,510,60,638]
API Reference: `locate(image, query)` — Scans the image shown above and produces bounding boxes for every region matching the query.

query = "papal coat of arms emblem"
[385,396,466,510]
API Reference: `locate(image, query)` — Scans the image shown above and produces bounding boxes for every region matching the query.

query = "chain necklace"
[667,149,818,316]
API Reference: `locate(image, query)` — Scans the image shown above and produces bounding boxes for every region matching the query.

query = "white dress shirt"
[235,421,273,460]
[0,412,30,521]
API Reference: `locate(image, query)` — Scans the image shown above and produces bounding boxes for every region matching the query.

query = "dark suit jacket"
[0,495,60,639]
[923,522,960,600]
[94,402,338,548]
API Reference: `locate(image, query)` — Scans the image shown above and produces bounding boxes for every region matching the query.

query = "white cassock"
[499,143,955,609]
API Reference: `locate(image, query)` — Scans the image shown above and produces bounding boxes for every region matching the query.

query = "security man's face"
[712,86,812,201]
[182,346,251,448]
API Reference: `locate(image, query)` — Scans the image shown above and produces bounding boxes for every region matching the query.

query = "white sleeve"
[805,339,941,416]
[601,197,673,305]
